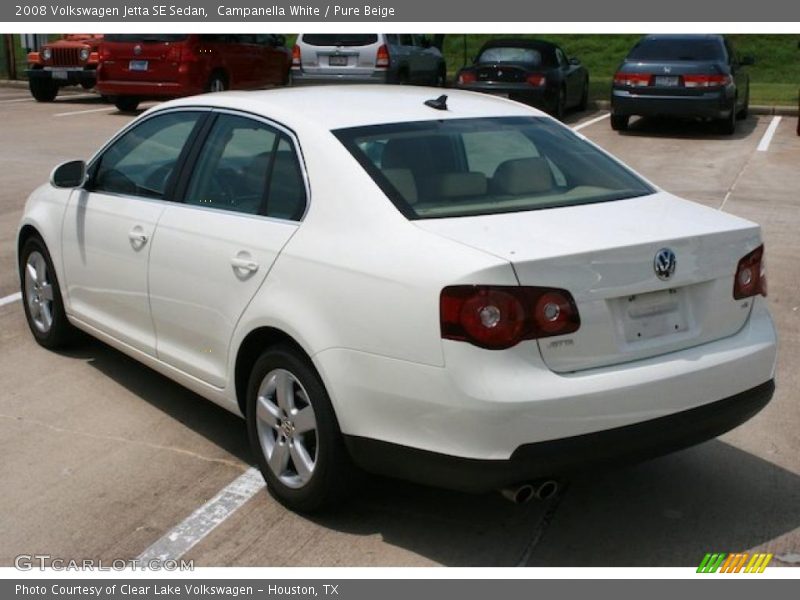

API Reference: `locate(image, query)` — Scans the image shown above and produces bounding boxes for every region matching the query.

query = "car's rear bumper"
[291,69,389,85]
[316,297,777,479]
[612,88,733,118]
[27,67,96,86]
[457,82,553,108]
[345,378,774,492]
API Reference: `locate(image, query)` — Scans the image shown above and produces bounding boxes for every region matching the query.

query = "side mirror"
[741,54,755,66]
[569,57,581,65]
[50,160,86,188]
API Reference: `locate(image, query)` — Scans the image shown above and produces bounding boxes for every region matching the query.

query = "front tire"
[246,345,354,513]
[29,78,58,102]
[19,236,75,349]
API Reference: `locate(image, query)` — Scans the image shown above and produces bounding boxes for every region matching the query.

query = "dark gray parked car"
[455,39,589,120]
[611,34,753,134]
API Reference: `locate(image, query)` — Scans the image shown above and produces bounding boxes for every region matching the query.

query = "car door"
[725,38,747,111]
[61,109,206,355]
[147,111,307,388]
[554,46,580,105]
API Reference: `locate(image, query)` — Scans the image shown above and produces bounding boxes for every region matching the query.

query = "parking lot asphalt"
[1,85,799,567]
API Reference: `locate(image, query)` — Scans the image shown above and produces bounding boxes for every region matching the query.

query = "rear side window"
[183,114,306,220]
[627,38,725,61]
[335,117,654,219]
[91,111,201,199]
[301,34,378,47]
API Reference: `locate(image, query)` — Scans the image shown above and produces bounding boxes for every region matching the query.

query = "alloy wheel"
[24,251,54,333]
[255,368,318,489]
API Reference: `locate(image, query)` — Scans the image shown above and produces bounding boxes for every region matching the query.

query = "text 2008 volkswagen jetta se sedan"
[18,86,776,511]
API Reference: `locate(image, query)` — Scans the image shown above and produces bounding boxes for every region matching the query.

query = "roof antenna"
[424,94,448,111]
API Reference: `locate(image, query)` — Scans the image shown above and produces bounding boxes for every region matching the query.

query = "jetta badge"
[654,248,677,281]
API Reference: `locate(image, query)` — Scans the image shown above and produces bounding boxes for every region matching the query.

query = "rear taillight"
[614,72,651,87]
[733,245,767,300]
[291,44,301,67]
[441,285,580,350]
[683,74,732,88]
[457,71,476,85]
[376,44,390,69]
[526,74,546,87]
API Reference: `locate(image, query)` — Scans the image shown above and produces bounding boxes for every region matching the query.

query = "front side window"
[184,114,306,219]
[91,111,202,199]
[336,117,654,220]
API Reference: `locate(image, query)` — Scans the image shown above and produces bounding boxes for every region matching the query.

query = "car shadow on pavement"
[69,338,800,567]
[618,115,759,141]
[525,440,800,566]
[63,337,252,465]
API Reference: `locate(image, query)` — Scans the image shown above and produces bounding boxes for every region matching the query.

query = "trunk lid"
[416,193,761,372]
[475,64,529,83]
[617,60,727,96]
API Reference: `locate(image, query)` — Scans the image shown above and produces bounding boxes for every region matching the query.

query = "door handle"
[230,256,259,273]
[128,227,148,248]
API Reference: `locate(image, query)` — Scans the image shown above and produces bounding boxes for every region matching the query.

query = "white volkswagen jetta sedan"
[18,86,776,511]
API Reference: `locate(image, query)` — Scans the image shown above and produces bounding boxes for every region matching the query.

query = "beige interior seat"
[492,157,554,195]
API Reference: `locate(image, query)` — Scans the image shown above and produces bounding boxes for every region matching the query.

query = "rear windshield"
[627,38,724,61]
[335,117,654,220]
[104,35,188,43]
[478,47,545,66]
[301,34,379,47]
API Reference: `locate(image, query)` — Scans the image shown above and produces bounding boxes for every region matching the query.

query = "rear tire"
[206,72,228,93]
[577,77,589,111]
[718,104,737,135]
[737,87,750,120]
[435,64,447,87]
[29,78,58,102]
[19,236,76,349]
[114,96,140,112]
[80,80,95,90]
[610,113,629,131]
[246,344,356,513]
[553,86,567,121]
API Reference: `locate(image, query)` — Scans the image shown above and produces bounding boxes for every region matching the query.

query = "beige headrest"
[493,157,554,195]
[425,172,487,198]
[382,168,418,204]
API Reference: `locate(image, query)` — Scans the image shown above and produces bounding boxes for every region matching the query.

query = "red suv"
[97,34,292,112]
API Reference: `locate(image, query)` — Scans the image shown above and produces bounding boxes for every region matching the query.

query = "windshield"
[335,117,655,220]
[478,47,544,66]
[627,38,724,61]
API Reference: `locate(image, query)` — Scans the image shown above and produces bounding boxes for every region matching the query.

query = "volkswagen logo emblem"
[133,45,142,56]
[654,248,677,281]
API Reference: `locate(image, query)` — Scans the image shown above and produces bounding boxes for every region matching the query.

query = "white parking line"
[0,97,32,104]
[0,292,22,307]
[137,467,265,562]
[54,106,117,118]
[757,116,782,152]
[572,112,610,132]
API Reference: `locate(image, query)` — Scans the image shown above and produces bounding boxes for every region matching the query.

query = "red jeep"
[96,34,292,112]
[26,34,103,101]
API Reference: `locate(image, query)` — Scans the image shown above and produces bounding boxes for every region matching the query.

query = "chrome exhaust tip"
[500,484,535,504]
[500,479,559,504]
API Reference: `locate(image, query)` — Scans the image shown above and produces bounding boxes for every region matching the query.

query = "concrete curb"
[592,99,798,117]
